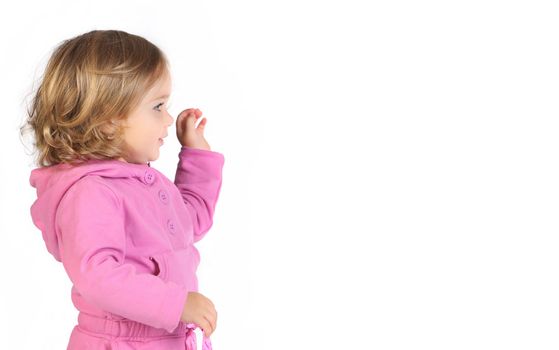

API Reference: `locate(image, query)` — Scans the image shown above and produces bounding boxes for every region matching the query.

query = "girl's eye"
[154,102,165,112]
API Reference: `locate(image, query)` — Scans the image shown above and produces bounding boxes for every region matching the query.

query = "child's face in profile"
[118,69,174,164]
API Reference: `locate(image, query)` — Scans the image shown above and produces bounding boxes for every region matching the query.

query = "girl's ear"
[101,119,122,136]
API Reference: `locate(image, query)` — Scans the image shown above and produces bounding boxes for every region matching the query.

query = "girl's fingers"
[195,117,207,129]
[205,307,216,335]
[186,112,198,129]
[177,111,188,130]
[177,109,205,136]
[175,115,182,133]
[202,317,213,337]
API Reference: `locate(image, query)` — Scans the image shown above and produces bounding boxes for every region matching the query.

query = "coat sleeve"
[55,176,188,333]
[174,146,225,243]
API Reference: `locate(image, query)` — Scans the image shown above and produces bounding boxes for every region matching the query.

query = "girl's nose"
[165,111,174,126]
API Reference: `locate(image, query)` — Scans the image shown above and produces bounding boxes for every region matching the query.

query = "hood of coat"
[29,159,157,262]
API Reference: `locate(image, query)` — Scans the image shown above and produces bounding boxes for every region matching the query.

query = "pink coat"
[29,146,224,349]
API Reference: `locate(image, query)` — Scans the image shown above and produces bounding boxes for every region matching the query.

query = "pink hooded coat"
[29,146,224,349]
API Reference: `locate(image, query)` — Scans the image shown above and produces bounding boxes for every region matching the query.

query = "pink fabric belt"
[77,312,212,349]
[184,322,213,350]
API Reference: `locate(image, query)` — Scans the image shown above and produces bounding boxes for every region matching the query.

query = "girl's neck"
[115,157,150,167]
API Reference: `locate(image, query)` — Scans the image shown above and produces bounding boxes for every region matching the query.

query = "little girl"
[23,29,223,350]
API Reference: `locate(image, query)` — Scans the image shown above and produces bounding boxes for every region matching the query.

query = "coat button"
[144,170,155,185]
[158,189,169,204]
[167,219,176,234]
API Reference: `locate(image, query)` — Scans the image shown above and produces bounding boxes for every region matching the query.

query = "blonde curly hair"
[19,29,169,167]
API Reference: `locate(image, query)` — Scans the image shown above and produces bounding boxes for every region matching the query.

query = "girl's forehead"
[146,72,172,101]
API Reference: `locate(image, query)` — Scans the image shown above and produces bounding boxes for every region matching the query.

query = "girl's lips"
[159,138,164,145]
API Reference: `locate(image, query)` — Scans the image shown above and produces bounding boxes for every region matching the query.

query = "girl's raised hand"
[176,108,211,151]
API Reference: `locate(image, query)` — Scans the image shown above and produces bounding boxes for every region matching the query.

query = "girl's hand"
[176,108,211,151]
[181,291,217,338]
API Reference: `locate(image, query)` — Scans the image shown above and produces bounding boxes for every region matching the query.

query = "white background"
[1,0,558,349]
